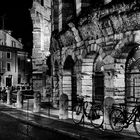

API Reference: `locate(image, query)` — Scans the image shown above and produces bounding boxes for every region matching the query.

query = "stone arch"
[63,55,77,109]
[111,31,140,58]
[81,44,105,61]
[105,34,140,103]
[62,49,76,66]
[125,45,140,99]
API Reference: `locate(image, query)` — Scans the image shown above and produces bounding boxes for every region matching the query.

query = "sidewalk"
[0,100,140,140]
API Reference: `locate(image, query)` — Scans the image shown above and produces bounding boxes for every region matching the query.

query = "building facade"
[30,0,51,95]
[0,30,31,88]
[51,0,140,110]
[30,0,140,124]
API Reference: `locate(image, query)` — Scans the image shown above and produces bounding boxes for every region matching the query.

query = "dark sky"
[0,0,33,54]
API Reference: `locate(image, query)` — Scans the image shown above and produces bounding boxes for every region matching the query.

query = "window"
[41,0,44,6]
[18,58,20,66]
[18,74,21,84]
[7,52,11,59]
[12,40,16,47]
[7,63,11,71]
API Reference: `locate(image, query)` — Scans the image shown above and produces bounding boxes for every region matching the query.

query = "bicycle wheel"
[109,108,124,132]
[134,114,140,136]
[72,104,83,124]
[90,105,104,128]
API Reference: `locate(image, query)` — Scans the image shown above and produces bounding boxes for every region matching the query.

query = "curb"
[1,107,90,140]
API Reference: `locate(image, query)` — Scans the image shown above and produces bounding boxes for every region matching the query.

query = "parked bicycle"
[72,95,104,128]
[109,96,140,136]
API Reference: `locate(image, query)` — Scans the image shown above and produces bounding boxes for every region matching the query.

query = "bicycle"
[72,95,104,128]
[109,96,140,136]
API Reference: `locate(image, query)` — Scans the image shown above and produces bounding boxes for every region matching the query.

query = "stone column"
[59,93,68,119]
[33,91,41,112]
[59,66,63,96]
[103,63,115,129]
[16,90,23,108]
[103,59,126,129]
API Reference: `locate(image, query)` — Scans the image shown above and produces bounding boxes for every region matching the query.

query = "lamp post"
[26,56,33,89]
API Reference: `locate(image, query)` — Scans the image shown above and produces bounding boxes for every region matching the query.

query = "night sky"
[0,0,33,54]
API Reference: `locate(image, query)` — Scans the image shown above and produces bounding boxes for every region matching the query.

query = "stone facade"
[30,0,51,94]
[0,30,31,87]
[30,0,140,124]
[51,0,140,111]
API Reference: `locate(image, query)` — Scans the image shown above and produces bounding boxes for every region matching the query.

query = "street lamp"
[26,56,32,88]
[27,58,31,63]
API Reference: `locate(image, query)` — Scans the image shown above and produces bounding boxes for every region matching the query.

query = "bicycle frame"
[75,96,90,117]
[110,96,140,135]
[76,98,87,119]
[122,105,138,128]
[72,94,103,125]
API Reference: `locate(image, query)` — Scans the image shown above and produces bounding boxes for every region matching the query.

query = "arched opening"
[125,46,140,98]
[81,53,104,103]
[93,60,104,103]
[63,55,77,109]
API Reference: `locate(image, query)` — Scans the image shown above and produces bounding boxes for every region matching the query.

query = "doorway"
[6,77,12,87]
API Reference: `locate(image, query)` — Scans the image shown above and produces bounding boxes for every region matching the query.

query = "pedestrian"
[2,87,6,102]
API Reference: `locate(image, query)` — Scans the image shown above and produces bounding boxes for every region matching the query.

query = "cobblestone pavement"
[0,101,140,140]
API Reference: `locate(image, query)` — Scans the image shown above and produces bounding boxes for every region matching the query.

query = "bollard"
[6,87,11,105]
[59,93,68,119]
[33,91,41,112]
[16,90,23,108]
[103,96,115,129]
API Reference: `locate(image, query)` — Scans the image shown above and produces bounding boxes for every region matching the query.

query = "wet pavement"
[0,103,139,140]
[0,111,78,140]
